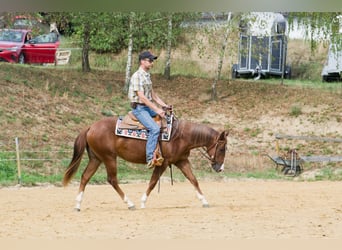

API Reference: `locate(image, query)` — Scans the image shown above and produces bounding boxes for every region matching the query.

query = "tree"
[124,12,135,93]
[42,12,197,75]
[287,12,342,50]
[123,12,199,86]
[211,12,232,100]
[81,19,91,72]
[164,13,173,80]
[67,12,130,72]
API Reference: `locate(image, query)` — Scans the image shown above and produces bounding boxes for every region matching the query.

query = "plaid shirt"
[128,67,152,103]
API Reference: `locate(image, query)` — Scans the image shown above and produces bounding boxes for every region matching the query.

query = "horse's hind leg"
[75,154,101,211]
[141,165,168,208]
[103,158,135,210]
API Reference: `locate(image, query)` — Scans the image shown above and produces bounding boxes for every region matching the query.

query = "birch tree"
[211,12,232,100]
[124,12,135,93]
[287,12,341,50]
[164,13,173,80]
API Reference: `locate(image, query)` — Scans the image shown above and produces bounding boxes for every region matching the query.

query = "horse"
[62,115,229,211]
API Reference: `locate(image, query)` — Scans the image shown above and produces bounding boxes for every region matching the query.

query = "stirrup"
[154,156,164,166]
[147,160,155,169]
[153,150,164,166]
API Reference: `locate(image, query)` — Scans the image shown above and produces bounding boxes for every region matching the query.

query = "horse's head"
[207,131,229,172]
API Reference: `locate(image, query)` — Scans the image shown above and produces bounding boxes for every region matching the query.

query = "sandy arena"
[0,180,341,239]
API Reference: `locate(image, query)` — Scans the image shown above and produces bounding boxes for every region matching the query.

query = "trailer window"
[276,22,286,34]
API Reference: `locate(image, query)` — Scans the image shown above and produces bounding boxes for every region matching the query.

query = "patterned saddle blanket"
[115,112,173,141]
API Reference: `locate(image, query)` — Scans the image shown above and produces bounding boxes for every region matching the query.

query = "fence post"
[15,137,21,185]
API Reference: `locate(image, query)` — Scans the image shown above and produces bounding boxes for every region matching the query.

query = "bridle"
[198,137,226,164]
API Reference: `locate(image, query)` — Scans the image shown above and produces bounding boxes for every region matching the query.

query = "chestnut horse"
[63,116,228,211]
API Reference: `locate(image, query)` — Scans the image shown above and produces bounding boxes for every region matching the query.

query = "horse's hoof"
[74,208,81,212]
[202,204,210,208]
[128,205,136,210]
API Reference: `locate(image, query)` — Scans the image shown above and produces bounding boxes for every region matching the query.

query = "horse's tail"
[62,127,89,186]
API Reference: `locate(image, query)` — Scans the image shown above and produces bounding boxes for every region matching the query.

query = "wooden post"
[15,137,21,185]
[275,140,280,156]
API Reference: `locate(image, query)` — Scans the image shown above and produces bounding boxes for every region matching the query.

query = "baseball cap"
[139,51,158,61]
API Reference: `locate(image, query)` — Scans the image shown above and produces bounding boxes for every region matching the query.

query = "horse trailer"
[321,42,342,82]
[232,12,291,80]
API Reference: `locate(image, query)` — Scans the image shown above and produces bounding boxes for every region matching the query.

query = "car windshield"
[14,19,32,26]
[31,33,58,43]
[0,30,23,42]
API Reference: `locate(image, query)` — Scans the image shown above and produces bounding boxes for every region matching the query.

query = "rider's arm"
[136,91,165,117]
[151,90,168,108]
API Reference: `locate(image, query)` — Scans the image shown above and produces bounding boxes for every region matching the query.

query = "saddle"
[115,107,174,167]
[115,107,174,142]
[117,111,167,131]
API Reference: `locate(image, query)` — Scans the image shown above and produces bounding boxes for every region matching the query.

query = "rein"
[198,146,215,162]
[197,139,219,163]
[197,135,227,163]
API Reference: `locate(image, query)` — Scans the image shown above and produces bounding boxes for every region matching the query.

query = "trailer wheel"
[284,65,291,79]
[231,64,238,79]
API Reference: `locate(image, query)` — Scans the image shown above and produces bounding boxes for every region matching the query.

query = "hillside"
[1,63,342,175]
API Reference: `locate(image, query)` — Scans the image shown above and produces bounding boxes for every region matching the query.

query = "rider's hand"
[162,105,172,111]
[158,109,166,118]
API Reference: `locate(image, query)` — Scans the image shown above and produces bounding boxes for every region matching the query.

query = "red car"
[0,29,60,64]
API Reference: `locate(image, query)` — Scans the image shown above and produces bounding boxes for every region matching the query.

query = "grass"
[0,143,288,187]
[289,105,302,117]
[1,145,342,187]
[0,154,141,186]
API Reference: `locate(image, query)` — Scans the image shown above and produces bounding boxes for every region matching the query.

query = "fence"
[56,49,72,65]
[0,137,73,185]
[267,134,342,176]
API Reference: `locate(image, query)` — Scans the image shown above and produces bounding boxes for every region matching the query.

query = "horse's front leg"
[141,164,168,208]
[176,159,209,208]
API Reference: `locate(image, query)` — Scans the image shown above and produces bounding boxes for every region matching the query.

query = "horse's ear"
[219,131,229,140]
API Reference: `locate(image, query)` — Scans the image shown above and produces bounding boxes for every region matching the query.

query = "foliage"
[287,12,342,51]
[1,12,48,36]
[0,152,17,182]
[289,105,302,117]
[43,12,199,54]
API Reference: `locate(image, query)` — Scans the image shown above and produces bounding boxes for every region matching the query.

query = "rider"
[128,51,169,169]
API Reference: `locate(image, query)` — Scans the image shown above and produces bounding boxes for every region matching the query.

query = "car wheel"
[18,53,25,64]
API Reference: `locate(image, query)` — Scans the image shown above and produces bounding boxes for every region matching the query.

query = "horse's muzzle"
[212,163,224,173]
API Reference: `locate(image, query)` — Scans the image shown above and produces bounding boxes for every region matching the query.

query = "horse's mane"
[177,119,218,147]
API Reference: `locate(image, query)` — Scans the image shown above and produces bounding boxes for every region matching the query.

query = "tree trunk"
[82,21,91,72]
[164,14,173,80]
[211,12,232,101]
[124,12,135,93]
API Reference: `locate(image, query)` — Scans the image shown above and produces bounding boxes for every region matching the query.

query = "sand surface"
[1,180,341,239]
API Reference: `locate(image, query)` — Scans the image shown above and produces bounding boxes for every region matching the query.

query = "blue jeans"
[132,105,160,163]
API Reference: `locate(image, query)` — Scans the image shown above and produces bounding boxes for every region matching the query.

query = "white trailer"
[321,43,342,82]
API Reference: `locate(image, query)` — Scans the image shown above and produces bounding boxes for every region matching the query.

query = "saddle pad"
[115,114,173,141]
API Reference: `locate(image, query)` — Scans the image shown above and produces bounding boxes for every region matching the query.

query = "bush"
[0,152,17,181]
[290,105,302,117]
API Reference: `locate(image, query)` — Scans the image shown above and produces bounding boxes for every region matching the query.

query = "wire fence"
[0,137,73,185]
